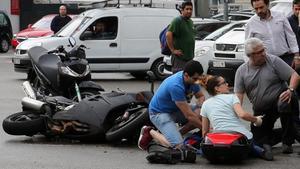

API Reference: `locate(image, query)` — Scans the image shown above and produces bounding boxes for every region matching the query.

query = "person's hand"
[279,89,292,103]
[253,115,263,127]
[294,55,300,69]
[172,49,183,56]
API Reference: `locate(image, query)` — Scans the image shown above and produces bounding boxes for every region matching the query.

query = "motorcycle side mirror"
[68,37,76,47]
[146,71,155,94]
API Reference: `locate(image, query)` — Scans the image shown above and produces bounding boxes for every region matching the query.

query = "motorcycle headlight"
[236,44,245,52]
[60,65,90,77]
[195,46,210,57]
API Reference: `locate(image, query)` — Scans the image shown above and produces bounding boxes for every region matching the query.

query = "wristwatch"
[288,87,294,92]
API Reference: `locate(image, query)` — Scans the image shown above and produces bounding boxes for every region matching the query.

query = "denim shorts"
[149,105,198,147]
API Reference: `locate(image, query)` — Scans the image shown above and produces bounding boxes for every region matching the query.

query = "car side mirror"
[80,33,86,41]
[68,37,76,47]
[80,31,93,41]
[27,24,32,28]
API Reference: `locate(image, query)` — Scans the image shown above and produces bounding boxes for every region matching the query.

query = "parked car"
[13,7,179,80]
[211,11,254,21]
[0,11,12,53]
[207,27,247,86]
[11,14,77,48]
[163,20,247,75]
[192,18,230,40]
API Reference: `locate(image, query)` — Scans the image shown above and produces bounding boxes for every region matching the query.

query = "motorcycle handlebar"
[48,44,87,59]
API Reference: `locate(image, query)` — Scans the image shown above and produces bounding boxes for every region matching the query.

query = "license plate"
[13,58,20,64]
[213,61,225,67]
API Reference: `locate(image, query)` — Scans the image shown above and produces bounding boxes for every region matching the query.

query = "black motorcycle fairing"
[62,58,89,75]
[37,54,60,88]
[78,81,105,91]
[44,96,75,105]
[52,92,136,137]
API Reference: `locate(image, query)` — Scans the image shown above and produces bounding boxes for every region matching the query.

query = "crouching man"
[138,60,205,164]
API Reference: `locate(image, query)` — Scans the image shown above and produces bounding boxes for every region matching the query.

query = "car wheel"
[151,59,167,80]
[0,38,10,53]
[130,72,147,79]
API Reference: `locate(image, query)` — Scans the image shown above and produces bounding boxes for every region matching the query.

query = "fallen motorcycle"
[2,72,155,142]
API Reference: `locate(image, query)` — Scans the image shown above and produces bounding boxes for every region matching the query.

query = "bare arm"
[235,92,244,105]
[289,71,300,90]
[194,90,205,107]
[175,101,202,129]
[166,31,182,56]
[233,103,257,123]
[280,71,300,102]
[166,31,174,52]
[202,117,210,137]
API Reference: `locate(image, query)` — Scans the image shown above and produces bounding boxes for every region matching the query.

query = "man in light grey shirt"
[246,0,299,66]
[235,38,300,157]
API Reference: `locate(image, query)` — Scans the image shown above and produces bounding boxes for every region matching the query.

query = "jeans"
[149,105,198,147]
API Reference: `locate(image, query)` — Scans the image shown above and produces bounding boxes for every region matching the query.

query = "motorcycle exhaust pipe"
[21,97,45,111]
[22,81,36,99]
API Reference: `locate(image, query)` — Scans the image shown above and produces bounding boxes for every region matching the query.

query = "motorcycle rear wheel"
[105,106,149,142]
[2,111,46,136]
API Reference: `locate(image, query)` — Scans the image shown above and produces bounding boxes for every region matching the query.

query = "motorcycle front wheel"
[105,106,149,142]
[2,111,46,136]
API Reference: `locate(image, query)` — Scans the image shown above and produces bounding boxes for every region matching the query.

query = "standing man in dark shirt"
[288,0,300,70]
[50,5,72,34]
[287,1,300,153]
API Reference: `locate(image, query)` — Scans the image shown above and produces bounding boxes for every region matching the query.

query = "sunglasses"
[217,81,227,86]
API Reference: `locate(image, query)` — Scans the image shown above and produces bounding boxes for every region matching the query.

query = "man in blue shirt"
[138,60,205,151]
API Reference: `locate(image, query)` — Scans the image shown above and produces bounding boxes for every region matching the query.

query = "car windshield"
[204,22,245,41]
[32,17,53,29]
[55,15,91,37]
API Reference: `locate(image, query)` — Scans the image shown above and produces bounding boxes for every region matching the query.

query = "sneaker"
[282,144,293,154]
[261,144,274,161]
[138,126,153,150]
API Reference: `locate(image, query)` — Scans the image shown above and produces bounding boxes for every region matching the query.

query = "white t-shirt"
[201,94,253,139]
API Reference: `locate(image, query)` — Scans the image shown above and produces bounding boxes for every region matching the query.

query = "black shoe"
[261,144,274,161]
[282,144,293,154]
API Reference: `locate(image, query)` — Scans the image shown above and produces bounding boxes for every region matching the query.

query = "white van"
[13,7,179,79]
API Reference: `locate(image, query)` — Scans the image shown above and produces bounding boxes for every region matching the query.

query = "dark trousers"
[291,93,300,142]
[251,97,297,146]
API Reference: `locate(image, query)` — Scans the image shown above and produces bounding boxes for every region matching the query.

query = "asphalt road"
[0,50,300,169]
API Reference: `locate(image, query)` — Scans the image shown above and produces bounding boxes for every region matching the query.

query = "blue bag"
[159,25,172,56]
